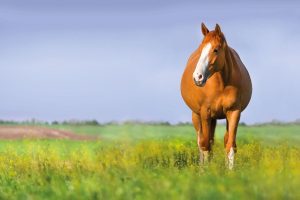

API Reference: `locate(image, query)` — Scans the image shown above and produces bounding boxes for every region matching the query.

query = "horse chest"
[204,87,240,119]
[204,96,225,119]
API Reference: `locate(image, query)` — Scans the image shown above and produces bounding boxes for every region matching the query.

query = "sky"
[0,0,299,124]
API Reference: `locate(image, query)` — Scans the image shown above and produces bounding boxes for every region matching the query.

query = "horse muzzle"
[193,77,207,87]
[193,72,208,87]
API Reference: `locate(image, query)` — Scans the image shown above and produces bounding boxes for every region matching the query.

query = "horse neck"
[221,44,236,86]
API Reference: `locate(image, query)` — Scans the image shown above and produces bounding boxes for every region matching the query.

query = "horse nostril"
[198,74,203,80]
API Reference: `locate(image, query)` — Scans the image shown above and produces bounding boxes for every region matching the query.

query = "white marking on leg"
[197,131,210,164]
[199,149,204,164]
[193,43,211,81]
[197,131,204,164]
[199,150,210,164]
[203,151,209,163]
[228,147,235,170]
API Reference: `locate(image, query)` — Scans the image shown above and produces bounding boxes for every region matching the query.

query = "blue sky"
[0,0,299,123]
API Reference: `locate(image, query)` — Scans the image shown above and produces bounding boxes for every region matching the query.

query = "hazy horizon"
[1,0,300,124]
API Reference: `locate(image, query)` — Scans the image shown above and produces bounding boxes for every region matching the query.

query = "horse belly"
[181,89,203,114]
[240,71,252,111]
[231,48,252,111]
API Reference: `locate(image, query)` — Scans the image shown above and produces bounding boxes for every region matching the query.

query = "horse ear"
[201,23,209,36]
[215,24,222,35]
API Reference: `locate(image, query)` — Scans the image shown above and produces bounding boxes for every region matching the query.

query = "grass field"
[0,124,299,199]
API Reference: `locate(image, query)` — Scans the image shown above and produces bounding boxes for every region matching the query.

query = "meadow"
[0,123,299,199]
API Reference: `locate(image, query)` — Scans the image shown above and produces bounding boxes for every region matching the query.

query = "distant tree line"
[52,119,100,126]
[252,119,300,126]
[0,119,300,126]
[0,119,50,125]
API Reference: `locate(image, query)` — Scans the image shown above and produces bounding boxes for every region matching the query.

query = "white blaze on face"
[193,43,212,82]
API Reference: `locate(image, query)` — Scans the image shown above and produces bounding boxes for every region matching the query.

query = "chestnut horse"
[181,23,252,169]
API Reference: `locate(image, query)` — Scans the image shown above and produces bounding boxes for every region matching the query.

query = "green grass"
[0,124,299,199]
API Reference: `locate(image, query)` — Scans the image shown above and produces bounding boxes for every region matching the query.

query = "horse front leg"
[192,112,204,163]
[199,108,212,163]
[192,112,210,164]
[225,109,240,170]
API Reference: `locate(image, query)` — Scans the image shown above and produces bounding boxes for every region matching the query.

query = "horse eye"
[213,49,218,53]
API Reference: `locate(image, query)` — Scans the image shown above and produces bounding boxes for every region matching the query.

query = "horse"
[180,23,252,169]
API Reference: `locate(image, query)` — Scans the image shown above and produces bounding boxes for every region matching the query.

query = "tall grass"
[0,124,299,199]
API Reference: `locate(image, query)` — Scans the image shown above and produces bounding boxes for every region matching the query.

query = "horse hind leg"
[224,119,229,147]
[206,119,216,160]
[210,119,217,146]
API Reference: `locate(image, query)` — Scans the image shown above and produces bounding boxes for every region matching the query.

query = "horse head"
[193,23,227,87]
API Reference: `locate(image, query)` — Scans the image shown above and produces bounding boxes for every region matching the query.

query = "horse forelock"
[202,31,226,48]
